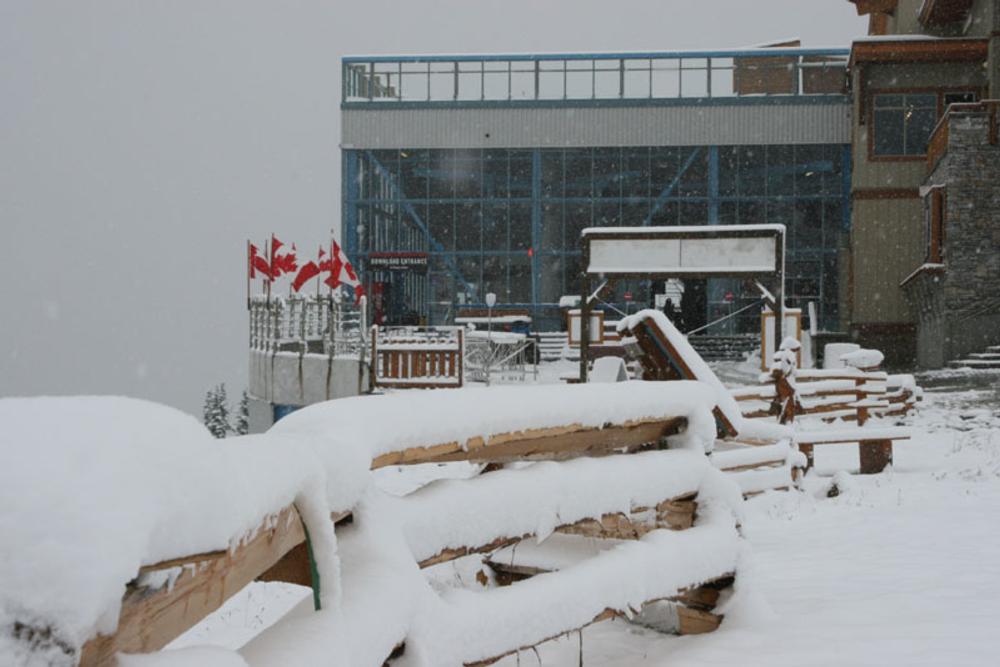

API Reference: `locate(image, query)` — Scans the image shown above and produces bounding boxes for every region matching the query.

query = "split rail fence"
[77,397,740,666]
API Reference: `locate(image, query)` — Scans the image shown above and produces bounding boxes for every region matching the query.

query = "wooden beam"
[464,575,734,666]
[79,505,307,665]
[418,493,698,569]
[371,417,687,468]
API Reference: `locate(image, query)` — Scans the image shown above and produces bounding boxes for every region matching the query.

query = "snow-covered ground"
[169,363,1000,665]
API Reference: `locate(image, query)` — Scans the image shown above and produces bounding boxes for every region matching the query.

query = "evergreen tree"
[235,389,250,435]
[202,383,232,439]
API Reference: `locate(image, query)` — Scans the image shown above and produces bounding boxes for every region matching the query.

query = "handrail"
[342,47,850,65]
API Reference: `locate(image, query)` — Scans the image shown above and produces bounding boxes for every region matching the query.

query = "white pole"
[485,292,497,386]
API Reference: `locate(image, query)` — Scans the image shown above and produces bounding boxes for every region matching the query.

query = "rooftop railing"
[342,48,850,105]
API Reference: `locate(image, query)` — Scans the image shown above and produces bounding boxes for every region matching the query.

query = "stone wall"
[910,107,1000,366]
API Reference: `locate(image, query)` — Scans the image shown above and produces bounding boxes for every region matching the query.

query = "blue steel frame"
[344,145,850,330]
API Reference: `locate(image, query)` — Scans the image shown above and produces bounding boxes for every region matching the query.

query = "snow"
[822,342,860,369]
[270,380,724,478]
[388,450,725,564]
[841,348,885,369]
[466,371,1000,665]
[401,502,744,666]
[0,397,339,661]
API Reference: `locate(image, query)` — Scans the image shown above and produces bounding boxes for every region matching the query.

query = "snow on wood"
[710,442,794,471]
[270,380,722,489]
[404,503,743,666]
[0,397,341,664]
[387,450,733,566]
[618,309,745,439]
[795,426,911,445]
[728,465,798,496]
[81,506,307,665]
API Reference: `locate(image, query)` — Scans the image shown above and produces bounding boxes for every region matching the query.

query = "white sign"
[583,225,784,276]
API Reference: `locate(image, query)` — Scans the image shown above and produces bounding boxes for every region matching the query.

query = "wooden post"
[798,443,814,471]
[858,439,892,474]
[773,236,785,362]
[580,273,590,383]
[855,377,869,425]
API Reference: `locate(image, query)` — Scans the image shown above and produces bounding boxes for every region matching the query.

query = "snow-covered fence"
[370,325,464,389]
[5,383,749,666]
[731,367,920,424]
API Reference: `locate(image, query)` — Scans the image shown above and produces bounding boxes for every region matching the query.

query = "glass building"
[341,48,852,332]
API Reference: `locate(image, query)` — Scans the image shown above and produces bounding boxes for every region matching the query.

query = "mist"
[0,0,866,415]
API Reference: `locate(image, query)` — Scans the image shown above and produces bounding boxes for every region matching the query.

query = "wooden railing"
[71,393,744,666]
[370,326,464,389]
[927,100,1000,173]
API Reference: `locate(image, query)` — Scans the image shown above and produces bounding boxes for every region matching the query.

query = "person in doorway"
[662,298,678,323]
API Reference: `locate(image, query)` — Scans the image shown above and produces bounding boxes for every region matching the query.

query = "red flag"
[329,240,364,302]
[269,235,298,278]
[292,261,320,292]
[250,243,271,279]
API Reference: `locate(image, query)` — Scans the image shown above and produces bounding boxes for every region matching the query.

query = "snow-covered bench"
[795,426,911,474]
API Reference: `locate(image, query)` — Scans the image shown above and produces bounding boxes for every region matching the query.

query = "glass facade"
[344,144,849,332]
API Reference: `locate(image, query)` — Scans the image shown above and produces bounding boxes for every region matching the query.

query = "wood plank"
[79,505,306,665]
[370,417,687,468]
[419,493,697,569]
[464,577,733,666]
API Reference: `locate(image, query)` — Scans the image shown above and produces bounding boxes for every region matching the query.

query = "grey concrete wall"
[342,100,850,150]
[248,350,369,411]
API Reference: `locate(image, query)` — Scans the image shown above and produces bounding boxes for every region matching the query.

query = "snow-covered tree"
[235,389,249,435]
[202,383,232,439]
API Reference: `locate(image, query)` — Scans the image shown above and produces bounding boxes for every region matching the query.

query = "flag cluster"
[249,235,364,301]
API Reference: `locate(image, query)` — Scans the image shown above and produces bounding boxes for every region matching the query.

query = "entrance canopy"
[577,224,786,381]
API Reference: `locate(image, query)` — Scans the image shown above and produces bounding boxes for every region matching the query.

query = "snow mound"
[0,396,333,661]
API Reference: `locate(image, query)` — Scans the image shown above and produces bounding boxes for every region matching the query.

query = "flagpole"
[246,239,252,311]
[265,237,271,306]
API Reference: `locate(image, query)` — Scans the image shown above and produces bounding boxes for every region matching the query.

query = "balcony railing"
[249,294,366,358]
[342,48,849,105]
[927,100,1000,173]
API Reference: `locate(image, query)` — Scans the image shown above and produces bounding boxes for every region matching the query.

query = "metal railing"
[249,295,365,358]
[342,48,849,105]
[464,330,537,384]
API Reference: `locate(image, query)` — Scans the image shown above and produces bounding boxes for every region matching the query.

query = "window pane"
[873,108,905,156]
[482,203,508,251]
[509,151,533,197]
[455,203,481,251]
[565,150,592,197]
[508,256,532,303]
[905,107,937,155]
[565,202,592,248]
[540,202,563,250]
[766,146,794,196]
[593,149,622,198]
[874,94,902,108]
[541,151,564,198]
[484,150,509,198]
[509,203,532,250]
[429,203,454,251]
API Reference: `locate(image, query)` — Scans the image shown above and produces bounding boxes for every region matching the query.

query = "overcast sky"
[0,1,866,416]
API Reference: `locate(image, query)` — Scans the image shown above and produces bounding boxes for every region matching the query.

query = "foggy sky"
[0,1,866,416]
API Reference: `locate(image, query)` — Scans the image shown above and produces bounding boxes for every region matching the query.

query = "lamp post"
[485,292,497,386]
